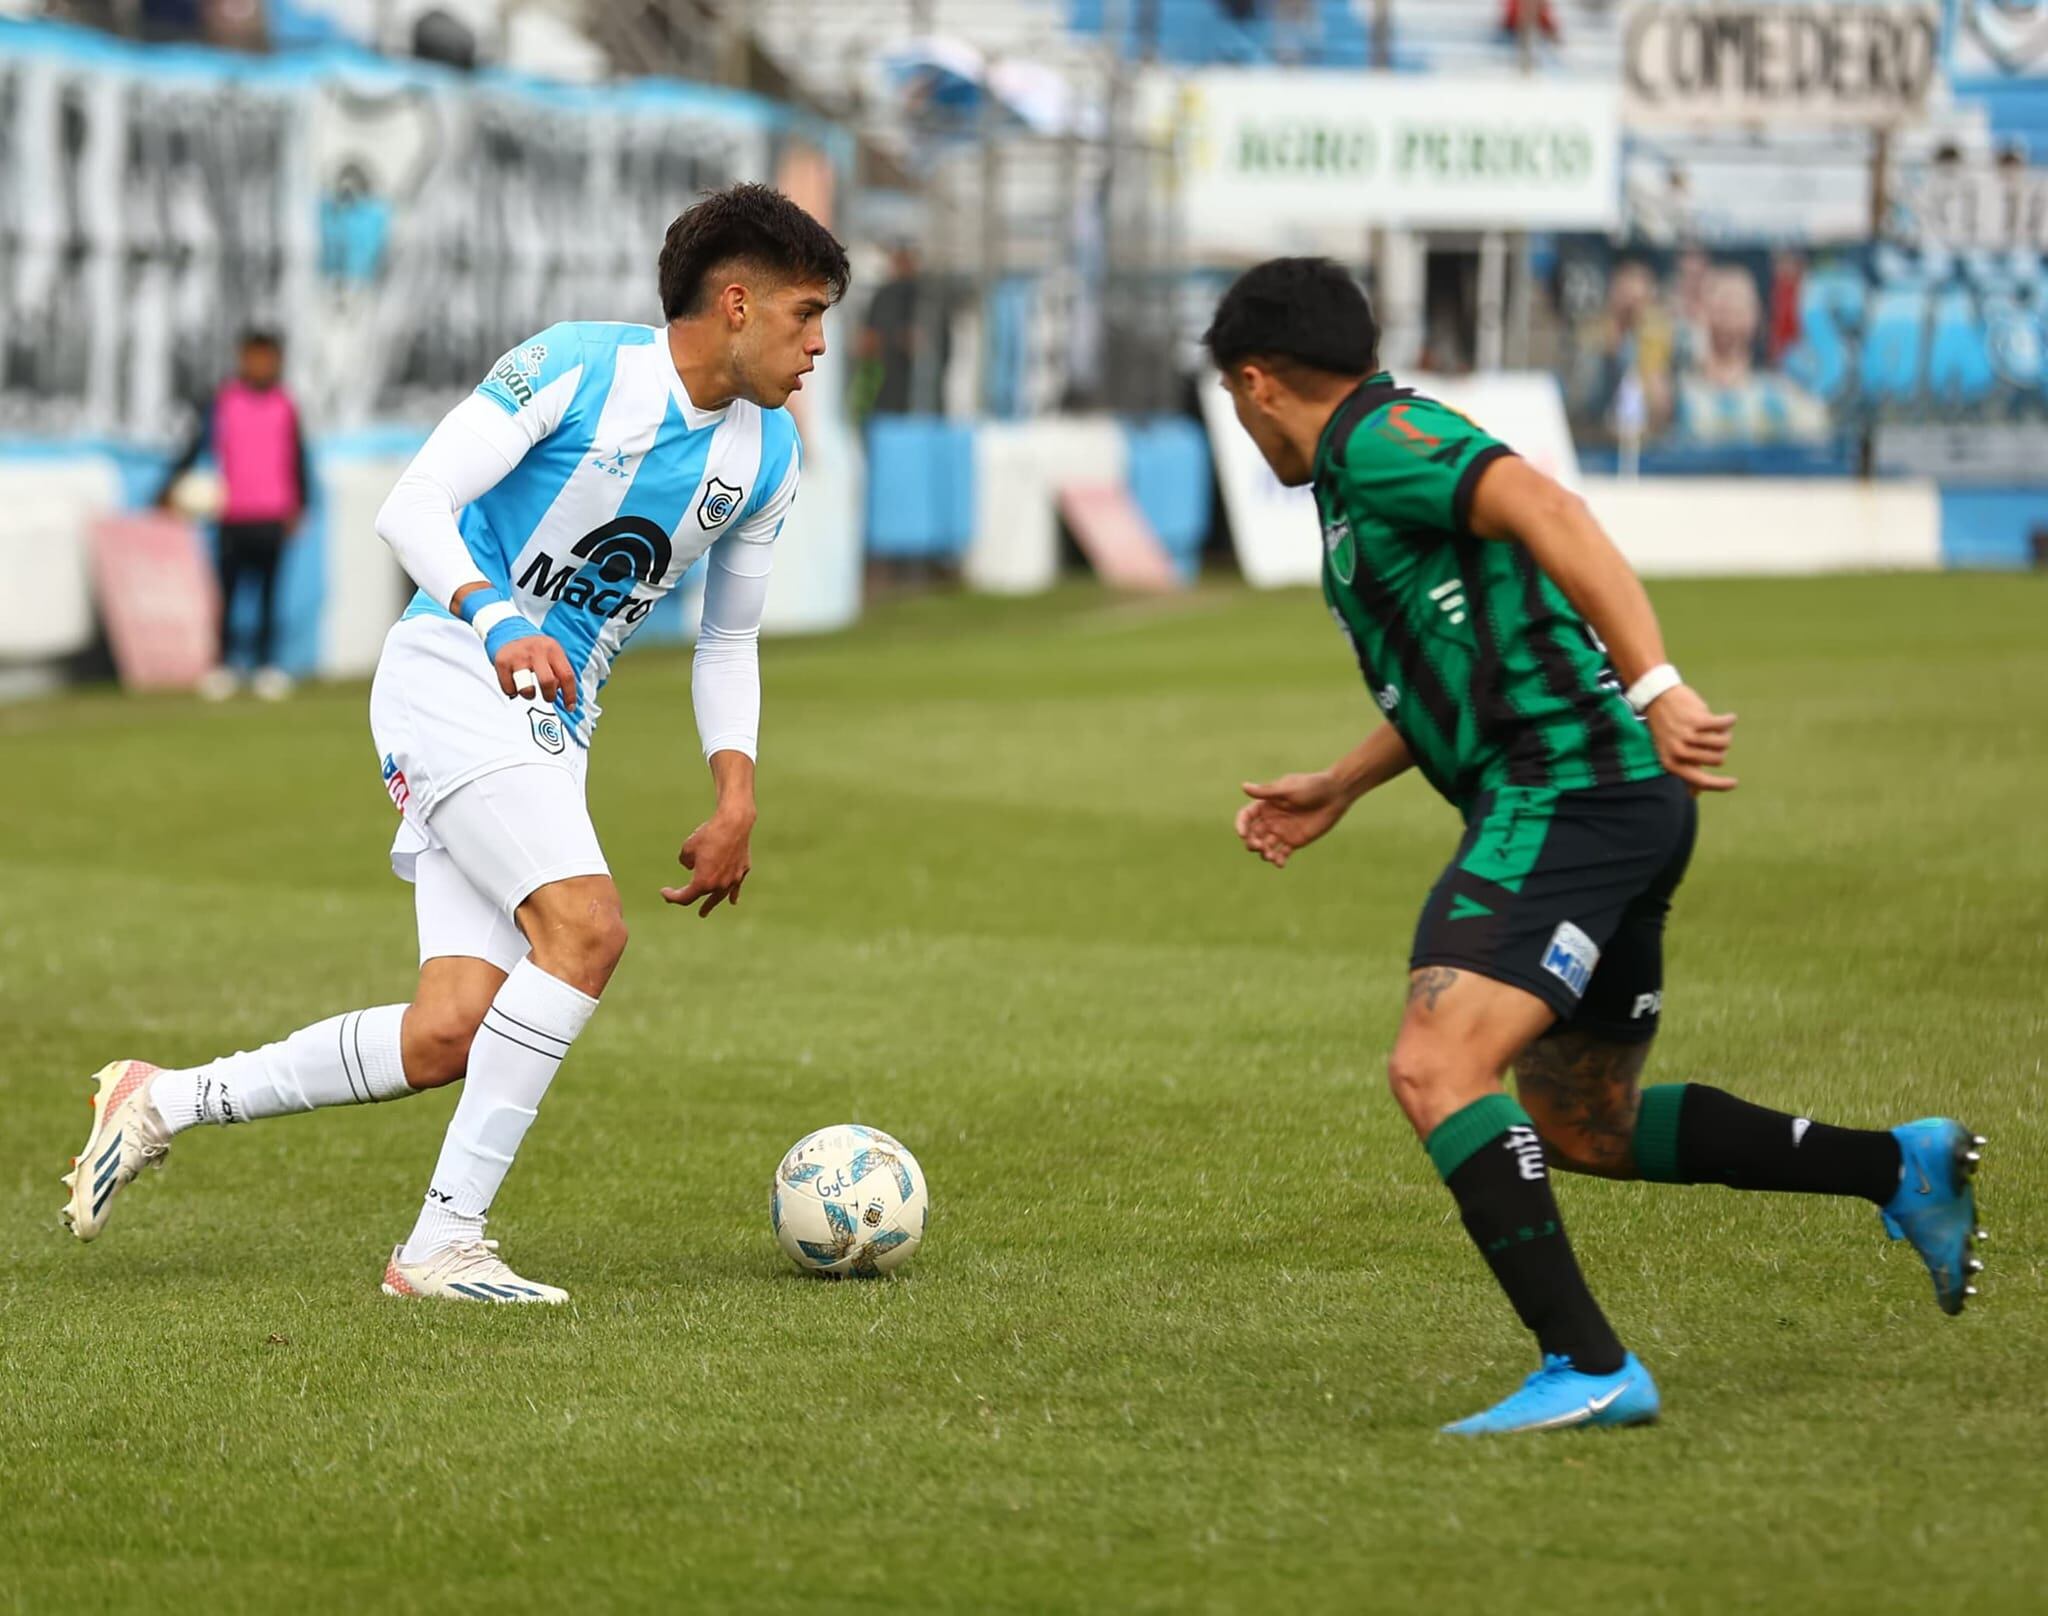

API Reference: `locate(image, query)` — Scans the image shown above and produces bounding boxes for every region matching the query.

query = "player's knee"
[401,1002,485,1088]
[521,879,628,994]
[535,907,627,994]
[1386,1041,1451,1125]
[588,908,629,974]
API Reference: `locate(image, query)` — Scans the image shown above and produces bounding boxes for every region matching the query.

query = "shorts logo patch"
[1540,920,1600,1000]
[380,753,410,813]
[1631,990,1663,1020]
[529,708,567,755]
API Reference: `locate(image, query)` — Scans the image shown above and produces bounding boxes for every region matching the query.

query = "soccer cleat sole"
[1944,1130,1987,1316]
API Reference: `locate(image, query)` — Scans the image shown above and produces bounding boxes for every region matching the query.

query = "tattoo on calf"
[1512,1029,1652,1176]
[1407,967,1460,1011]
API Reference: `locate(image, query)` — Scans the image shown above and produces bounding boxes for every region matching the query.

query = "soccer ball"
[771,1124,928,1278]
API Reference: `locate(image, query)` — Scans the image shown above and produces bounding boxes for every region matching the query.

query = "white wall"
[1584,477,1943,575]
[0,458,114,663]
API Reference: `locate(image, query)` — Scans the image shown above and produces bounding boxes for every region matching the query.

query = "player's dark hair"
[1203,257,1379,378]
[239,328,282,353]
[658,183,851,321]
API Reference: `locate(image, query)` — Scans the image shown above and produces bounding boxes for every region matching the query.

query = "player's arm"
[374,330,584,706]
[1236,723,1414,869]
[662,451,797,918]
[1467,455,1737,792]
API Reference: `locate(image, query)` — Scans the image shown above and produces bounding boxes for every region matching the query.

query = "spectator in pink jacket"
[155,330,311,701]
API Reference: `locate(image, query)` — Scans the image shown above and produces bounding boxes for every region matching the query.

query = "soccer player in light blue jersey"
[65,185,850,1303]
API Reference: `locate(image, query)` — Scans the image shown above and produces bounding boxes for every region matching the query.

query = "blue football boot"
[1882,1118,1986,1316]
[1441,1352,1660,1436]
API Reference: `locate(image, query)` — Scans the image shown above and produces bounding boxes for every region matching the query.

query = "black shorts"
[1410,773,1697,1042]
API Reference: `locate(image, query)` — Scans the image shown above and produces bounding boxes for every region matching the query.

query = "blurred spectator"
[1766,251,1804,366]
[855,245,949,419]
[154,330,311,701]
[1576,258,1674,442]
[1270,0,1321,64]
[1499,0,1561,43]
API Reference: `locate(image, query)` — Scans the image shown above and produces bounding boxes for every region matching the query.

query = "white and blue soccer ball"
[771,1124,928,1278]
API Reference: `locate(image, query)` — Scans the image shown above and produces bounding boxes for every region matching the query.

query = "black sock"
[1429,1094,1626,1376]
[1635,1084,1903,1202]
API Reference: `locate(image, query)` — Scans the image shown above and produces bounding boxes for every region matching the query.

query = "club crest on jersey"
[697,477,744,530]
[529,708,567,755]
[1322,515,1355,585]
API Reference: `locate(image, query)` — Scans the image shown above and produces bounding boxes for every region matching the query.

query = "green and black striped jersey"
[1312,374,1664,818]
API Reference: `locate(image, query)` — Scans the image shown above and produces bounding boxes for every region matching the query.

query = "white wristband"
[1625,663,1683,715]
[470,600,521,640]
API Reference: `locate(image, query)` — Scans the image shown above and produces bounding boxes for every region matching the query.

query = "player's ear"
[718,280,748,329]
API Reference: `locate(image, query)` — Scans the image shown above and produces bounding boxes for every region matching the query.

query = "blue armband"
[455,585,506,625]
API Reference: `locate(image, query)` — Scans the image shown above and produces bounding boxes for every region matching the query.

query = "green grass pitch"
[2,573,2043,1613]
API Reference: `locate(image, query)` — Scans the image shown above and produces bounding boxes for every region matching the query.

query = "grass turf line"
[1,574,2043,1613]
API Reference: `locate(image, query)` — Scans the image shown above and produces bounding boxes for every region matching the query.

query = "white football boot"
[380,1240,568,1304]
[61,1060,171,1241]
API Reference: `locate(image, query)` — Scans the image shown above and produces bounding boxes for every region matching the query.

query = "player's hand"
[494,630,578,710]
[1236,771,1353,869]
[663,808,754,917]
[1647,684,1737,793]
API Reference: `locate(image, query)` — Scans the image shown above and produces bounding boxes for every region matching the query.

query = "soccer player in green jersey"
[1207,257,1986,1435]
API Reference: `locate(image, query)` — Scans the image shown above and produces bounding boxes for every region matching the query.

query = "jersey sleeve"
[473,323,587,450]
[729,423,802,546]
[1334,396,1515,537]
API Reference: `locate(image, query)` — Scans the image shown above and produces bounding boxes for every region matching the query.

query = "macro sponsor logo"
[515,516,673,623]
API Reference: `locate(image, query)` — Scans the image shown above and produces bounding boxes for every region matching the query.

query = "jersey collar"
[1312,371,1401,475]
[659,333,736,428]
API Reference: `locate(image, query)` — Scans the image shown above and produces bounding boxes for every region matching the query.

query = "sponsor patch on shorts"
[529,708,567,755]
[1540,920,1599,1000]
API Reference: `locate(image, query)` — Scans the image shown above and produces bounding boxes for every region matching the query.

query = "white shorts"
[369,615,610,966]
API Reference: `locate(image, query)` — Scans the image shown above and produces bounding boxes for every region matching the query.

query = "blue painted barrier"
[865,417,976,560]
[1123,417,1213,579]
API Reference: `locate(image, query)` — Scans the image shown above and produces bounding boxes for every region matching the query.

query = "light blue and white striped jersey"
[402,320,802,746]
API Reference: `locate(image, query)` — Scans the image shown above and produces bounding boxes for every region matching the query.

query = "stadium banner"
[1202,373,1582,589]
[0,21,864,677]
[0,21,843,439]
[1143,71,1620,253]
[1548,239,2048,480]
[1621,2,1942,129]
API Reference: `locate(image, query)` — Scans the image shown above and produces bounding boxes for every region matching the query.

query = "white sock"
[401,959,597,1262]
[150,1006,412,1133]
